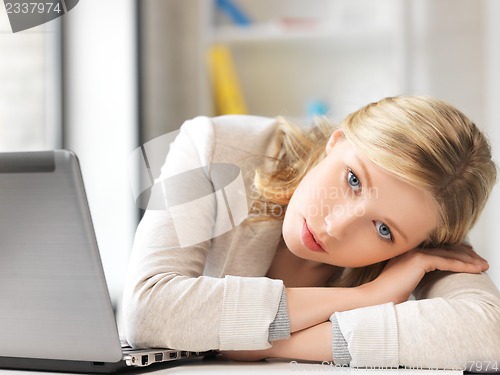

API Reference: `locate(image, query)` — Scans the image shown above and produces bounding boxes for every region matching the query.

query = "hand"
[220,348,273,362]
[359,243,489,305]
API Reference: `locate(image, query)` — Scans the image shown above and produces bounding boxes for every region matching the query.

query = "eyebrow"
[354,155,409,244]
[354,154,372,190]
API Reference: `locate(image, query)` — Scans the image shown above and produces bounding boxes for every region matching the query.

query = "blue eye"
[375,221,392,241]
[347,170,361,191]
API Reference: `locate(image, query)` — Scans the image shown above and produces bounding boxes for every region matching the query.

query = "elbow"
[122,295,153,349]
[488,302,500,360]
[121,270,175,349]
[121,279,220,352]
[469,296,500,362]
[486,296,500,352]
[122,278,167,349]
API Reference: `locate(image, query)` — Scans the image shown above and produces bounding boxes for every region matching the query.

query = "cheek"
[339,237,401,267]
[282,200,300,237]
[285,178,315,217]
[298,166,342,205]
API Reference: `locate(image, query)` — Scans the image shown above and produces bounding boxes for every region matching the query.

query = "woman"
[123,96,500,370]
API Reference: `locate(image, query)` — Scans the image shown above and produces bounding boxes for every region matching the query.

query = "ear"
[325,129,345,154]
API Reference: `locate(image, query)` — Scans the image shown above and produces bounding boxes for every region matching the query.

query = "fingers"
[418,250,487,274]
[221,350,268,362]
[449,243,488,263]
[430,250,488,272]
[420,246,489,272]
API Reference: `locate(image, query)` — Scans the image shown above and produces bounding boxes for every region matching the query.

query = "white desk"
[0,357,464,375]
[140,358,463,374]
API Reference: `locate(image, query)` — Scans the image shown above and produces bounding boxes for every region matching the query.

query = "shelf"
[209,21,392,45]
[202,1,408,118]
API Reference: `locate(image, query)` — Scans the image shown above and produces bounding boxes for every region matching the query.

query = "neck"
[266,240,341,287]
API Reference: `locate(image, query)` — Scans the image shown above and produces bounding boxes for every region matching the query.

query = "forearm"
[271,322,333,362]
[225,285,391,363]
[286,286,377,333]
[222,321,333,362]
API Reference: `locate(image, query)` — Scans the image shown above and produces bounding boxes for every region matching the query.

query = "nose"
[324,203,361,239]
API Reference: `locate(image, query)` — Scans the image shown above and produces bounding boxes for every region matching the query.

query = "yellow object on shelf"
[207,44,248,115]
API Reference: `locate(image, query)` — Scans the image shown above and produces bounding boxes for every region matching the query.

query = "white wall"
[62,0,138,314]
[484,0,500,288]
[406,0,499,288]
[0,10,61,151]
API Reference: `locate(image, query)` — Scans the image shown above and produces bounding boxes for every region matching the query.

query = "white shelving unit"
[199,0,410,121]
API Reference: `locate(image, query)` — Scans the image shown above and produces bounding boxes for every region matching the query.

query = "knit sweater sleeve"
[331,271,500,370]
[122,116,285,351]
[268,289,291,342]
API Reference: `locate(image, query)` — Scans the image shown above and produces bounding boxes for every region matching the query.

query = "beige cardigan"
[122,115,500,369]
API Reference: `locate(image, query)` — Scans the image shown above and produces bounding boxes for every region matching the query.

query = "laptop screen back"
[0,150,122,363]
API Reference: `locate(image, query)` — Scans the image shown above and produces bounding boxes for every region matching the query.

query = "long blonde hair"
[251,96,497,287]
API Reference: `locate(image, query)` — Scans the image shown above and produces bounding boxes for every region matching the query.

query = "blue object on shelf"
[216,0,252,27]
[307,100,329,117]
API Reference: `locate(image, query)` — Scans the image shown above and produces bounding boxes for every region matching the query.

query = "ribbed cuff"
[219,275,284,350]
[330,314,351,366]
[268,288,291,342]
[335,302,399,368]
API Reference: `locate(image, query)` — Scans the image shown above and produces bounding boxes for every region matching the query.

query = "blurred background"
[1,0,499,324]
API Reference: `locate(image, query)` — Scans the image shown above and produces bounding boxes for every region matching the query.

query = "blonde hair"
[251,96,497,287]
[343,96,497,247]
[251,117,332,218]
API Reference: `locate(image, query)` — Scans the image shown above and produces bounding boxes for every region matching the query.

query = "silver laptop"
[0,150,214,373]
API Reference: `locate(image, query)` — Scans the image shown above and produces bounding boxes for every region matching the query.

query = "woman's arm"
[283,243,489,333]
[223,322,333,362]
[333,246,500,370]
[396,271,500,371]
[225,244,496,368]
[285,287,364,333]
[123,116,286,352]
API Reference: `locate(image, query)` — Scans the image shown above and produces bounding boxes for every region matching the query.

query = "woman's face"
[282,130,438,267]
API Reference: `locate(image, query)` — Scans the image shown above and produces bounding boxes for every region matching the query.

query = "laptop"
[0,150,215,373]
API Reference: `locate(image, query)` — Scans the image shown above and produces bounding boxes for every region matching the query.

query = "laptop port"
[169,351,178,359]
[141,355,148,366]
[181,351,189,358]
[154,353,163,362]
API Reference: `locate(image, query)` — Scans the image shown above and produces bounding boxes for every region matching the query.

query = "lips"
[301,221,325,252]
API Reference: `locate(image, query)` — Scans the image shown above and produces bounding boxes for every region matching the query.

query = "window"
[0,9,61,151]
